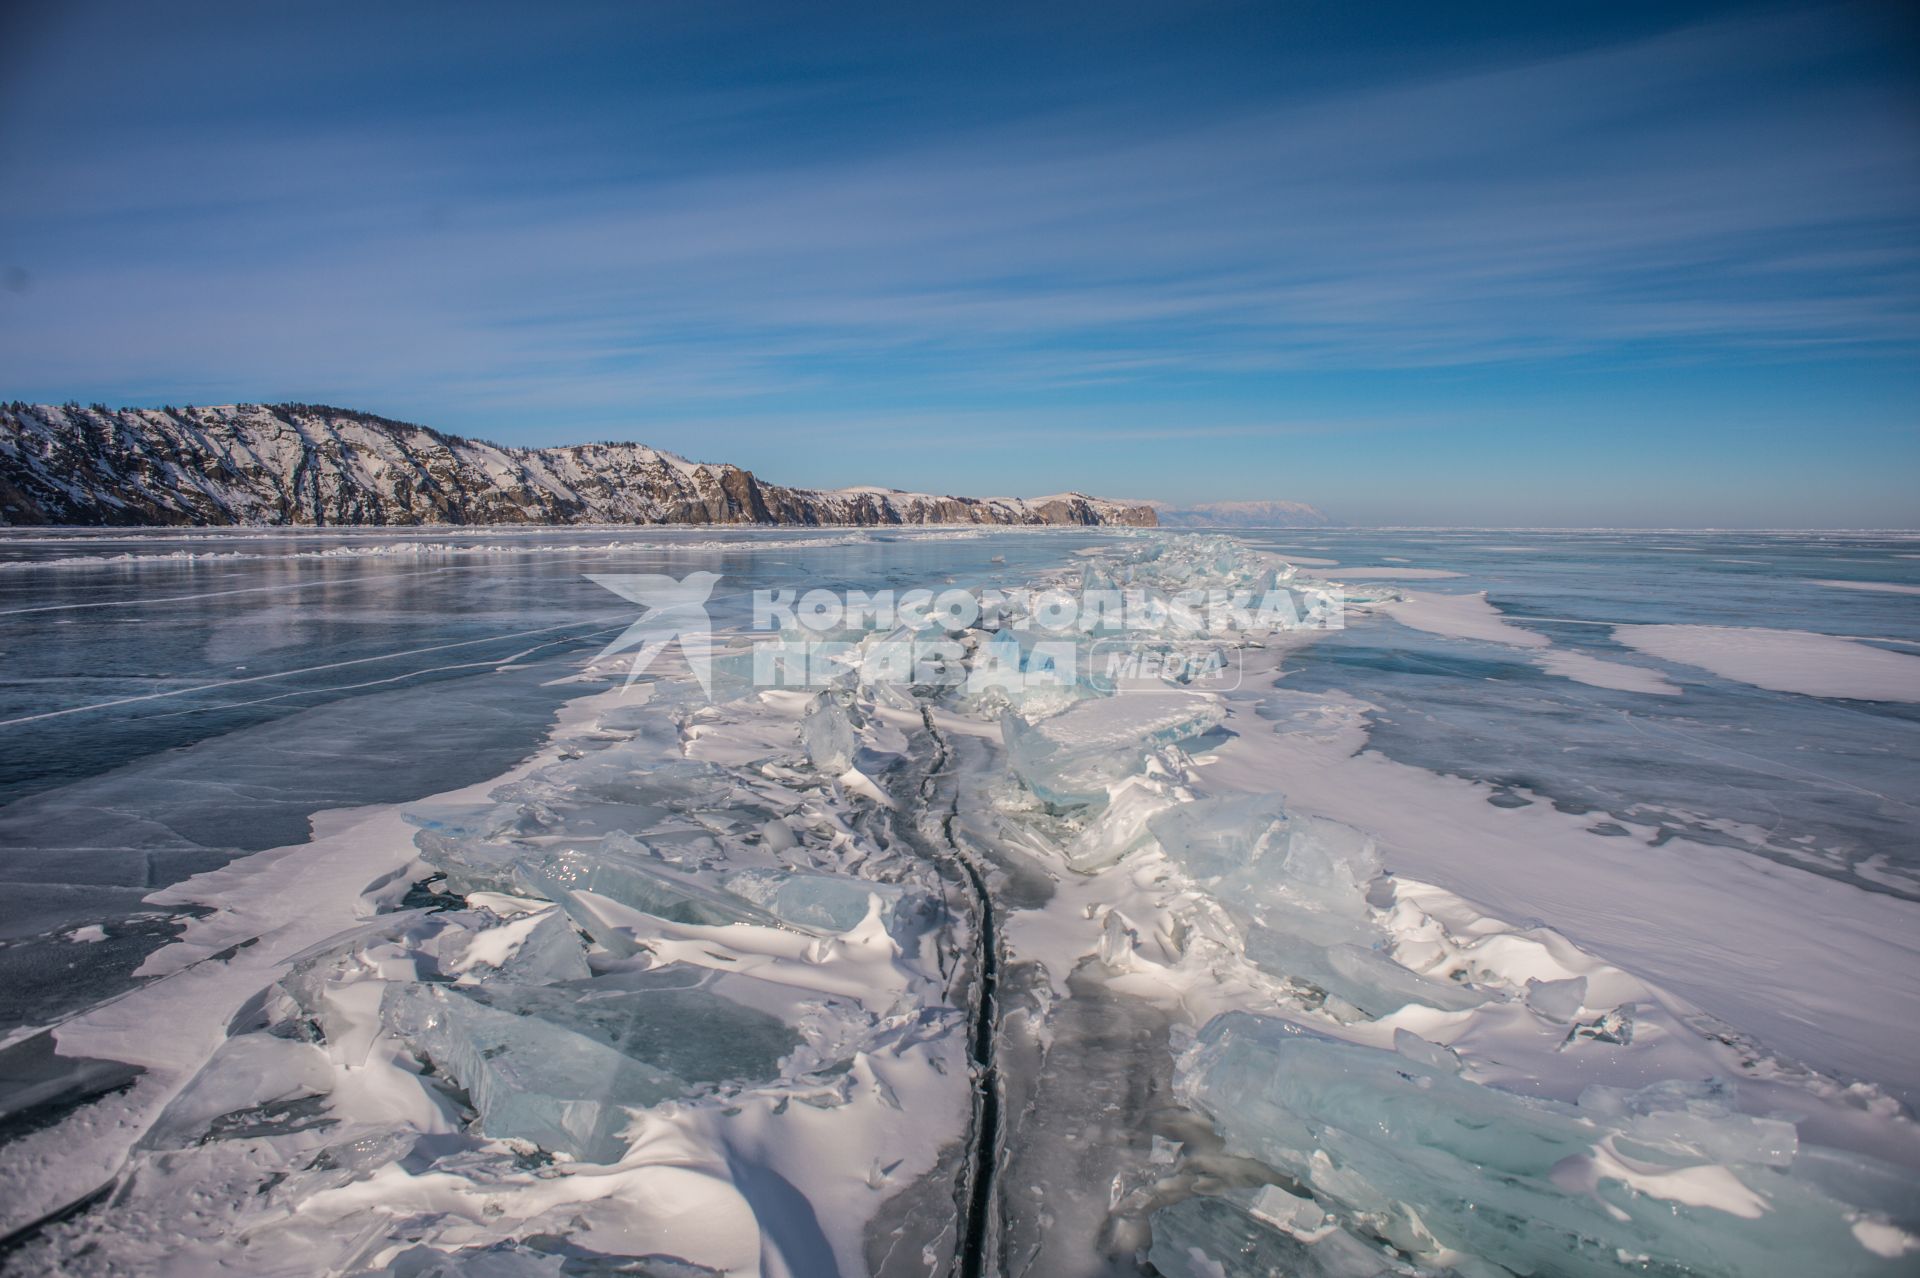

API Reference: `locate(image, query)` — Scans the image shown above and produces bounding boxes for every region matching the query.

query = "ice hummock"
[801,689,859,774]
[1177,1011,1913,1277]
[1147,1191,1405,1278]
[1173,810,1489,1018]
[721,866,930,936]
[382,982,685,1163]
[513,841,786,935]
[1147,791,1290,879]
[382,972,799,1163]
[433,903,592,986]
[1002,691,1225,808]
[16,529,1920,1277]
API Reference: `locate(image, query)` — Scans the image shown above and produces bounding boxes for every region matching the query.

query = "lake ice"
[0,525,1916,1276]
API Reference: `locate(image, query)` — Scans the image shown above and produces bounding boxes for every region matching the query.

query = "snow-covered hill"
[0,403,1157,528]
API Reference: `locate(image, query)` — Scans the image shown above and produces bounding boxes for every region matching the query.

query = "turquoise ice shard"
[414,830,528,896]
[381,983,684,1163]
[801,690,858,773]
[1267,816,1378,913]
[448,972,799,1086]
[510,842,783,939]
[1177,1012,1912,1277]
[1001,692,1225,807]
[1147,792,1289,879]
[1061,765,1184,871]
[1526,974,1590,1022]
[721,866,928,935]
[380,973,798,1163]
[443,906,591,986]
[1319,941,1488,1017]
[1147,1192,1400,1278]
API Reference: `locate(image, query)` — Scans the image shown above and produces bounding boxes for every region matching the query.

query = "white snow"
[1328,566,1463,579]
[1383,589,1680,694]
[1810,579,1920,597]
[1614,624,1920,702]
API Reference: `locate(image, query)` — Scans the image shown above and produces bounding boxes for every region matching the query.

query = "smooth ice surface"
[1387,589,1680,694]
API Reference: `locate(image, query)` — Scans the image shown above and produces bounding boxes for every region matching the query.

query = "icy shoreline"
[3,532,1916,1276]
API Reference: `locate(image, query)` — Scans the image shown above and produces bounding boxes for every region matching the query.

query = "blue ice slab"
[382,983,684,1163]
[1001,692,1225,807]
[1147,792,1289,880]
[722,866,930,936]
[801,691,858,774]
[1179,1012,1913,1278]
[1147,1192,1400,1278]
[512,842,782,933]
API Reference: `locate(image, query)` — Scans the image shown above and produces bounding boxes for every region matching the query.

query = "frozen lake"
[1,525,1915,1275]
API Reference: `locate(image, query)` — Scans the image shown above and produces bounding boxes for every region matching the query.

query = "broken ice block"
[721,867,926,936]
[511,842,782,936]
[1242,923,1485,1019]
[382,982,683,1162]
[1525,975,1589,1022]
[1147,792,1288,879]
[278,915,428,1058]
[516,755,729,811]
[415,831,529,896]
[446,971,799,1089]
[1001,692,1225,807]
[801,691,857,774]
[441,906,591,986]
[1322,942,1488,1017]
[1178,1012,1913,1278]
[489,755,741,842]
[1147,1193,1397,1278]
[1062,767,1184,871]
[1270,817,1379,915]
[141,1034,335,1150]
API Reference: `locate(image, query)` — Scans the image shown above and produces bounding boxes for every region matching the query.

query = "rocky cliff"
[0,403,1157,528]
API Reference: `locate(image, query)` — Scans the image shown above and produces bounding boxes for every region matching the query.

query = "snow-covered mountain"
[0,403,1157,528]
[1141,498,1335,528]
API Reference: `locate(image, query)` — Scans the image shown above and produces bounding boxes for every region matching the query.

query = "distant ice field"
[1243,528,1920,898]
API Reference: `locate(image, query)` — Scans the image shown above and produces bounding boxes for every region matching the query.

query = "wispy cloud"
[0,1,1914,522]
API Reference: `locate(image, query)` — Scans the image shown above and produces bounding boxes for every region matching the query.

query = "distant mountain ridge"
[1142,498,1335,528]
[0,403,1157,528]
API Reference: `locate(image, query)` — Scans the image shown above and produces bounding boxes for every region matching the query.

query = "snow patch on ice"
[1384,589,1680,694]
[1615,624,1920,702]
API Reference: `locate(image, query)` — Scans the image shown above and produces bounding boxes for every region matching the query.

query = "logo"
[587,571,721,695]
[590,572,1343,699]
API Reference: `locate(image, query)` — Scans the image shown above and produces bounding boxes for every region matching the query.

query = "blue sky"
[1,0,1915,526]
